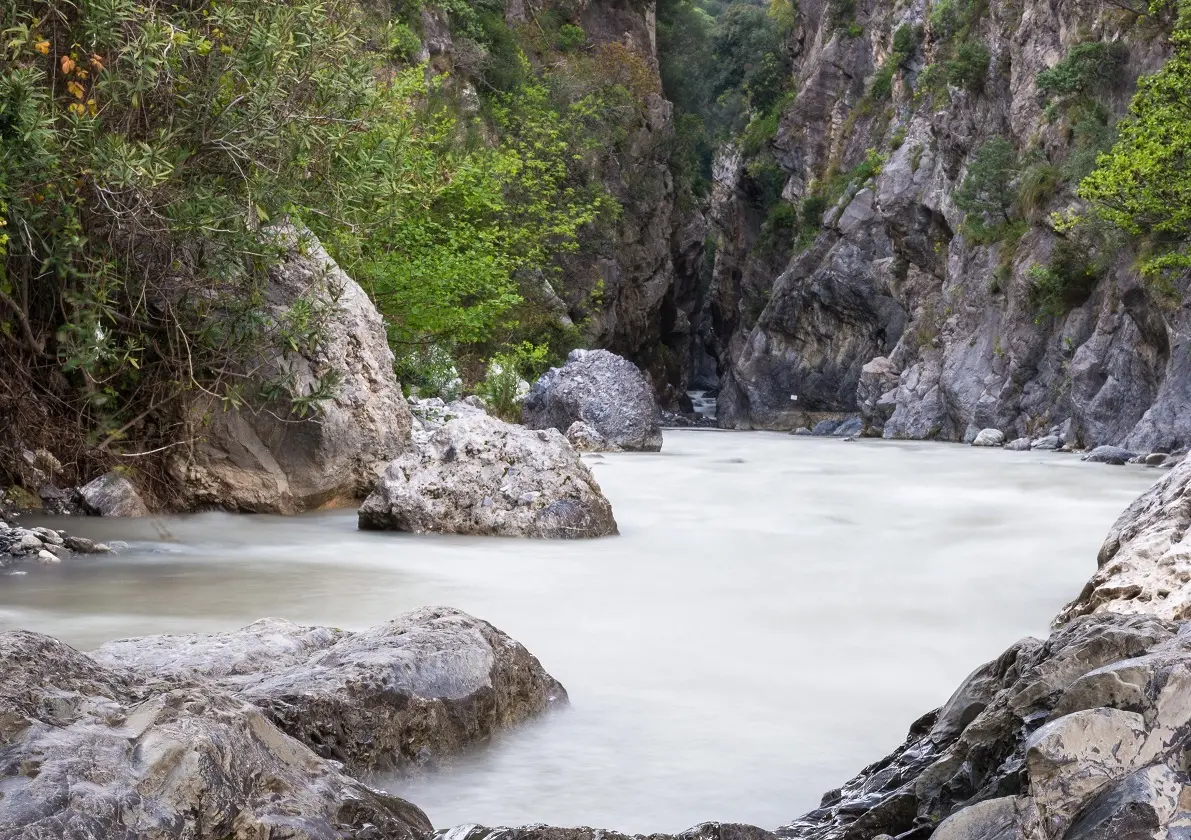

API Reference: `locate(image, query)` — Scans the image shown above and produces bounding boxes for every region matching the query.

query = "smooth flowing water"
[0,432,1159,833]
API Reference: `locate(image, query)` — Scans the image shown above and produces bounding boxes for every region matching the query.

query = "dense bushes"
[1037,41,1130,98]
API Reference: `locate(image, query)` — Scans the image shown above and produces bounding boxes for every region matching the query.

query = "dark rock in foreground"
[0,629,432,840]
[438,822,779,840]
[91,606,568,775]
[778,613,1191,840]
[522,349,663,452]
[359,413,618,539]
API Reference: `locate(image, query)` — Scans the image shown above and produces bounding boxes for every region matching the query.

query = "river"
[0,431,1159,833]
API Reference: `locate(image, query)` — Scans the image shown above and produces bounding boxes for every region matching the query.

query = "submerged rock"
[93,606,567,774]
[359,412,618,538]
[0,629,432,840]
[77,471,150,517]
[522,349,662,452]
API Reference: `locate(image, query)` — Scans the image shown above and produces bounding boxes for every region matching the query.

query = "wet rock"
[1006,437,1032,451]
[1081,446,1139,465]
[359,412,617,538]
[93,606,567,775]
[811,419,840,436]
[972,429,1006,447]
[522,349,662,452]
[793,427,813,436]
[1032,436,1062,451]
[173,225,413,514]
[566,421,622,453]
[36,549,60,564]
[78,471,150,517]
[437,822,779,840]
[832,418,863,437]
[0,629,432,840]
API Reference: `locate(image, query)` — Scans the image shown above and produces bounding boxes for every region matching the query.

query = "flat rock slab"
[359,413,618,539]
[92,606,568,775]
[0,630,431,840]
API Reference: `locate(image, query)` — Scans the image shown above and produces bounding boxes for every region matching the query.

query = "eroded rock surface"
[438,822,779,840]
[77,471,150,517]
[172,225,412,514]
[92,606,568,775]
[522,349,663,452]
[359,412,617,538]
[0,629,432,840]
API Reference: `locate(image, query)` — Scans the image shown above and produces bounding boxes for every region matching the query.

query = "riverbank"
[0,432,1158,831]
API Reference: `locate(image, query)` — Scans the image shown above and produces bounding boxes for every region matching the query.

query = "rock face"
[439,823,779,840]
[77,471,150,517]
[708,0,1186,449]
[0,629,432,840]
[1057,453,1191,624]
[522,349,663,452]
[171,225,412,514]
[92,606,568,775]
[359,412,618,539]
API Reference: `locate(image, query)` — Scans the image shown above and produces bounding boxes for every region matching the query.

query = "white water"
[0,432,1158,833]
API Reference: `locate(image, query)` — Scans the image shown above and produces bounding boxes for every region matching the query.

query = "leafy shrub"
[801,194,829,225]
[1062,102,1117,183]
[558,24,587,52]
[759,202,800,251]
[1016,159,1063,215]
[956,137,1019,233]
[870,62,897,99]
[740,110,781,155]
[947,41,991,92]
[1037,41,1130,98]
[476,343,551,421]
[1028,241,1101,319]
[893,23,923,57]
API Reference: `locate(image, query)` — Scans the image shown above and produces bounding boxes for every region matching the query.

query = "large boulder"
[439,823,779,840]
[1057,453,1191,624]
[0,629,431,840]
[171,225,412,514]
[359,413,618,539]
[521,349,663,452]
[92,606,568,775]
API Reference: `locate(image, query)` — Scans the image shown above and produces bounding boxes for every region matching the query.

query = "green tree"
[956,137,1020,229]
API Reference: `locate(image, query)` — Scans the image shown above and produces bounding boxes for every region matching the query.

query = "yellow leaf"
[69,102,86,116]
[90,54,104,72]
[34,40,50,55]
[60,56,75,74]
[67,80,85,99]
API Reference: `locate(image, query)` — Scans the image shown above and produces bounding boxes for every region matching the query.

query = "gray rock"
[1058,453,1191,623]
[63,535,98,553]
[566,420,621,453]
[1144,452,1168,466]
[359,412,617,539]
[0,630,431,840]
[523,349,662,452]
[78,472,150,517]
[1081,446,1138,465]
[31,526,63,545]
[971,429,1005,447]
[173,224,412,514]
[1032,435,1062,451]
[792,427,813,436]
[93,606,567,775]
[832,417,863,437]
[811,419,840,436]
[36,549,60,564]
[437,822,779,840]
[1005,437,1033,451]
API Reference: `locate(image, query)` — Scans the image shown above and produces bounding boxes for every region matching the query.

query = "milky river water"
[0,432,1160,833]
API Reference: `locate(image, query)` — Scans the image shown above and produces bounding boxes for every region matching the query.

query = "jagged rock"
[172,225,412,514]
[832,418,863,437]
[1006,437,1033,451]
[1081,446,1138,465]
[1032,436,1062,451]
[1057,453,1191,623]
[437,822,779,840]
[972,429,1006,447]
[522,349,662,452]
[359,412,617,538]
[92,606,567,775]
[811,419,840,436]
[779,613,1181,840]
[77,472,150,517]
[566,421,621,453]
[0,629,431,840]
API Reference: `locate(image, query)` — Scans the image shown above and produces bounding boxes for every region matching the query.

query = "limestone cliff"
[709,0,1189,449]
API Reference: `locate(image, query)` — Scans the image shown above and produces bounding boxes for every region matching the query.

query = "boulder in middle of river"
[522,349,663,452]
[359,412,618,538]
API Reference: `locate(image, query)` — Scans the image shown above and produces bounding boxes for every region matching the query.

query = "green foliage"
[946,41,991,92]
[767,0,798,34]
[1017,158,1063,216]
[557,24,587,51]
[893,23,923,56]
[829,0,857,32]
[929,0,987,42]
[1037,41,1130,98]
[759,201,800,252]
[740,109,781,155]
[1028,240,1102,319]
[1079,12,1191,279]
[956,137,1019,234]
[476,342,551,421]
[1062,102,1117,183]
